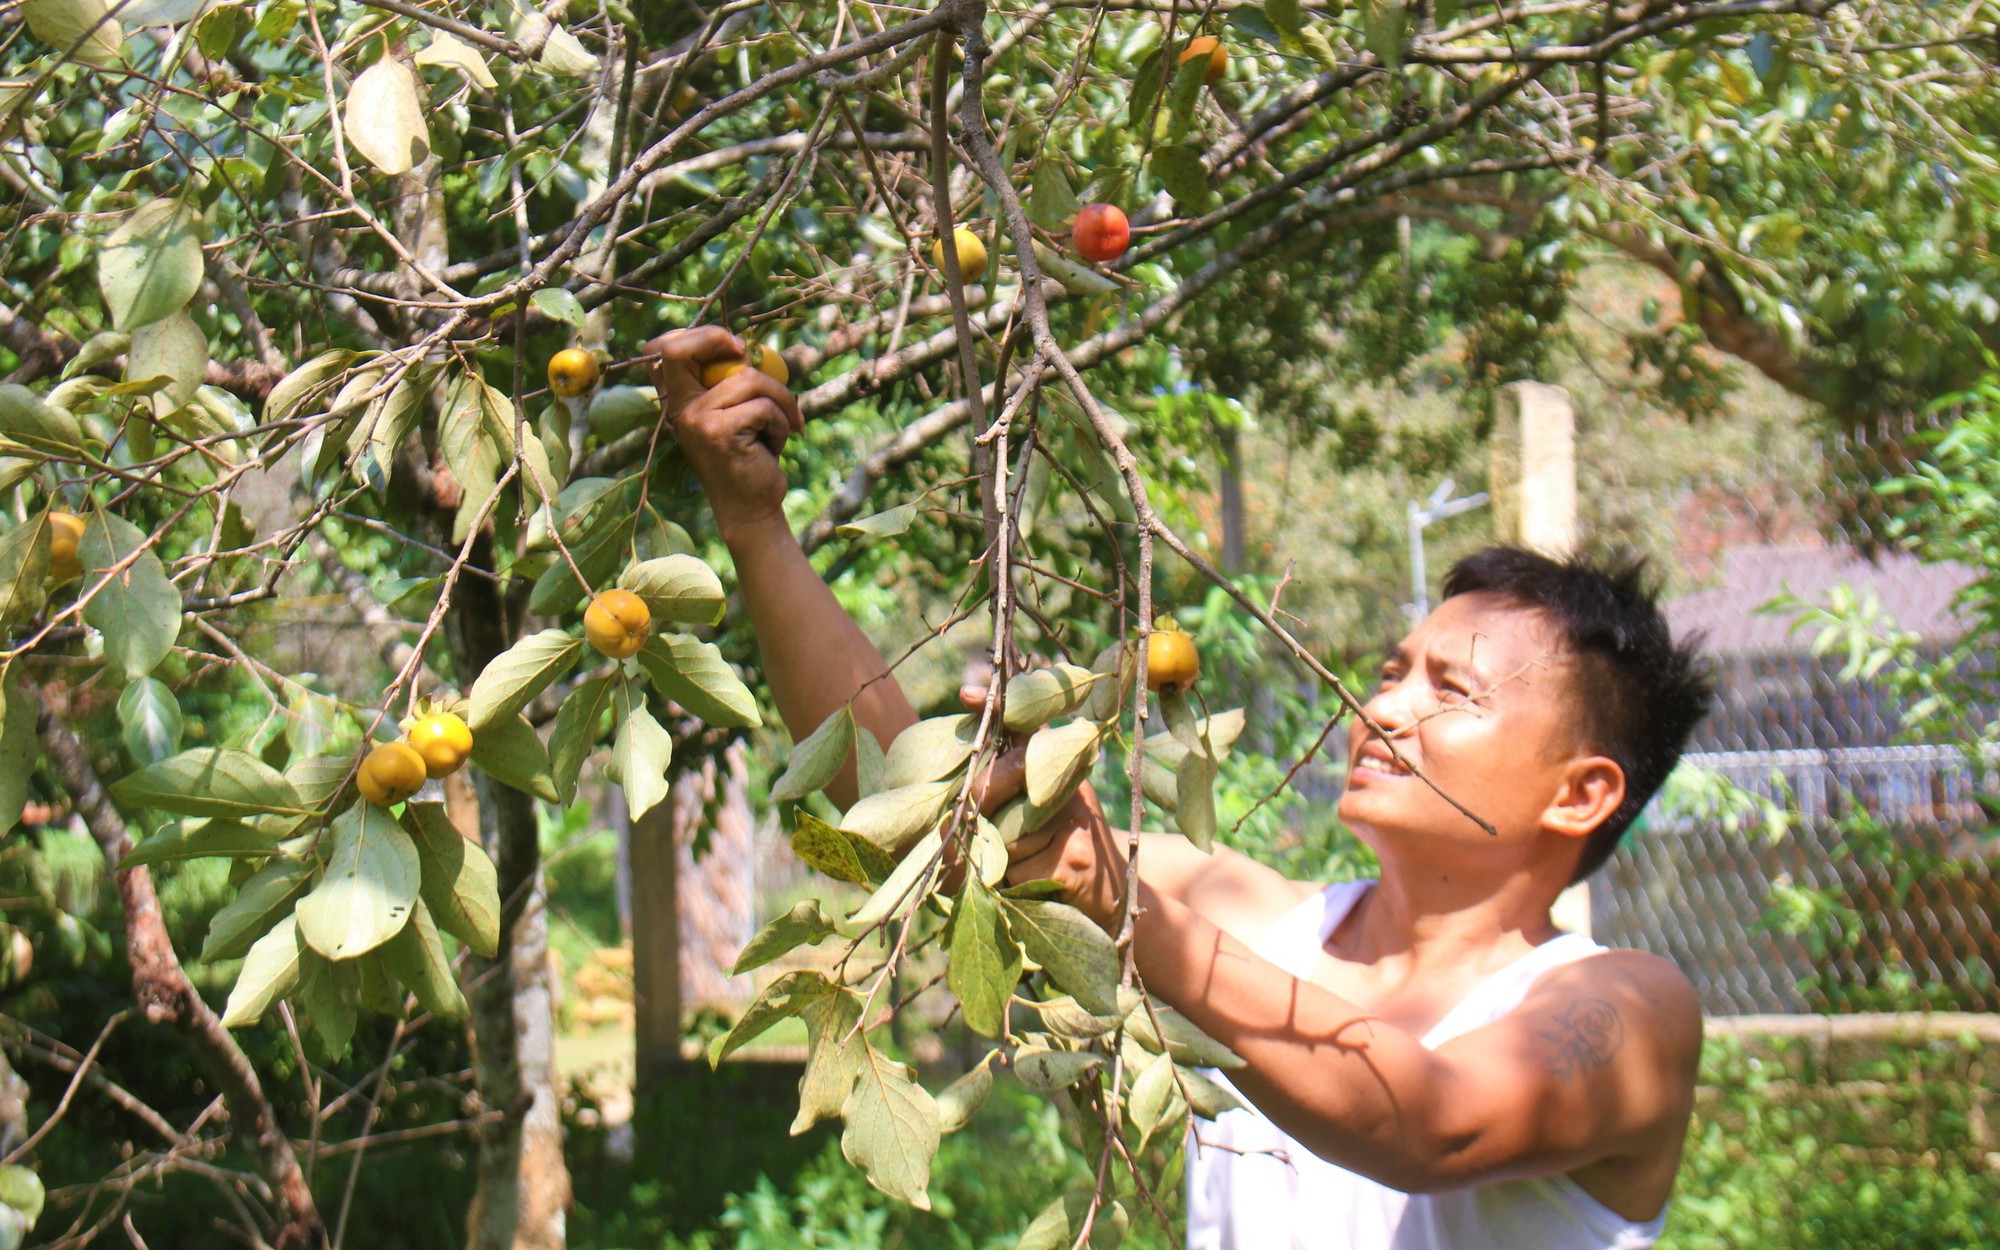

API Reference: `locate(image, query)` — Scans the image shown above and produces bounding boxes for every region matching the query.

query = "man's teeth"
[1355,754,1409,776]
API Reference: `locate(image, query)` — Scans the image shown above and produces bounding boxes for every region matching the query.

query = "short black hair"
[1441,546,1713,883]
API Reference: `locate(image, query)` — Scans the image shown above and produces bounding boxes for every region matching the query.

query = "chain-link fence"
[1596,413,2000,1016]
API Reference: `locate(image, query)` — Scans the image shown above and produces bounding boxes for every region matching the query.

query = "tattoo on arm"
[1536,998,1625,1082]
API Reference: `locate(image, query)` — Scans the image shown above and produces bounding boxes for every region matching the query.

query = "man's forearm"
[724,513,916,808]
[1132,884,1455,1188]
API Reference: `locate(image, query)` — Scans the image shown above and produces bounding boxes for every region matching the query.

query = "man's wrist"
[717,508,796,553]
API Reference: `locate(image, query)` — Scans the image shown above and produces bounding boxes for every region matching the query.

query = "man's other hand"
[961,684,1129,929]
[645,326,805,539]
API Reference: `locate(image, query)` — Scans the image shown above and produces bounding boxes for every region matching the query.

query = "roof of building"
[1664,542,1978,655]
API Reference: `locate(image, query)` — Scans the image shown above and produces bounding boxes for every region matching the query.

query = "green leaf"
[880,714,978,790]
[855,726,886,799]
[1014,1045,1102,1092]
[0,672,34,833]
[296,952,359,1060]
[1176,750,1218,850]
[112,748,302,819]
[1002,665,1101,734]
[935,1056,994,1133]
[842,780,956,855]
[1140,708,1245,808]
[263,349,356,426]
[63,330,129,379]
[121,818,285,868]
[636,633,762,729]
[847,829,943,932]
[296,802,420,961]
[0,514,50,627]
[1128,1000,1245,1068]
[466,629,583,730]
[1017,1191,1128,1250]
[1030,160,1080,232]
[286,753,358,818]
[117,676,183,764]
[791,810,895,886]
[98,198,201,331]
[125,307,207,416]
[1359,0,1407,72]
[201,857,313,962]
[0,1162,45,1226]
[403,802,501,958]
[1181,1067,1244,1118]
[948,878,1020,1038]
[842,1042,941,1209]
[1265,0,1306,46]
[835,501,919,539]
[0,384,84,455]
[384,899,466,1019]
[1148,144,1212,211]
[1024,721,1100,809]
[549,675,615,803]
[773,706,855,804]
[732,900,837,976]
[221,914,304,1027]
[529,287,586,329]
[618,554,725,625]
[1003,898,1120,1015]
[470,711,559,802]
[709,969,833,1067]
[792,988,864,1133]
[608,691,674,822]
[344,57,431,175]
[81,512,181,680]
[222,916,304,1024]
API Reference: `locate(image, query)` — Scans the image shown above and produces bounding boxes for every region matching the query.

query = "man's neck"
[1338,863,1567,980]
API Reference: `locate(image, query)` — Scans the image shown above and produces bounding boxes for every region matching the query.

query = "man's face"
[1336,592,1583,850]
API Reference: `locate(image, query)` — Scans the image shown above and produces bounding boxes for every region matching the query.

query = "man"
[649,326,1716,1249]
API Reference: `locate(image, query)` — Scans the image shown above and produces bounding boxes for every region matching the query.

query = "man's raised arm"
[648,328,916,808]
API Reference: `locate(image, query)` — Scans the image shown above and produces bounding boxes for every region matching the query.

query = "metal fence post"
[1492,382,1593,937]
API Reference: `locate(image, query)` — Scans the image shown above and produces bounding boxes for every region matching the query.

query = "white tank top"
[1186,880,1668,1250]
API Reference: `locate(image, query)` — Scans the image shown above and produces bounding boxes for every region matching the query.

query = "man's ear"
[1543,755,1626,840]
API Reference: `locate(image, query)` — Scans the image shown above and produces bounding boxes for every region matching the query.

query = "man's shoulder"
[1527,946,1705,1066]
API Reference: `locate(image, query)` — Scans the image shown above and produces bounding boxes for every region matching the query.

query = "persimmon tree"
[2,0,1995,1246]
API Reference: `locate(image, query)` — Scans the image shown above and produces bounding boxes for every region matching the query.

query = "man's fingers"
[968,746,1027,816]
[645,327,745,412]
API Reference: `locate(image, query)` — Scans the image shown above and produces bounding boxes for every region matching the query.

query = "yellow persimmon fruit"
[699,342,790,390]
[358,740,429,806]
[408,712,475,779]
[1178,36,1228,85]
[584,589,652,660]
[931,226,988,284]
[1144,628,1200,694]
[547,348,601,399]
[47,512,85,584]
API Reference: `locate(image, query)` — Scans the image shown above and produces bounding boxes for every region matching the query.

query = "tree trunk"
[451,540,570,1250]
[678,744,753,1018]
[36,705,326,1250]
[629,794,682,1093]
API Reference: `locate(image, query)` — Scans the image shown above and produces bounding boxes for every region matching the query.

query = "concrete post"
[1491,382,1592,937]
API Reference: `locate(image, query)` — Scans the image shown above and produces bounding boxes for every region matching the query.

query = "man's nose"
[1364,673,1435,740]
